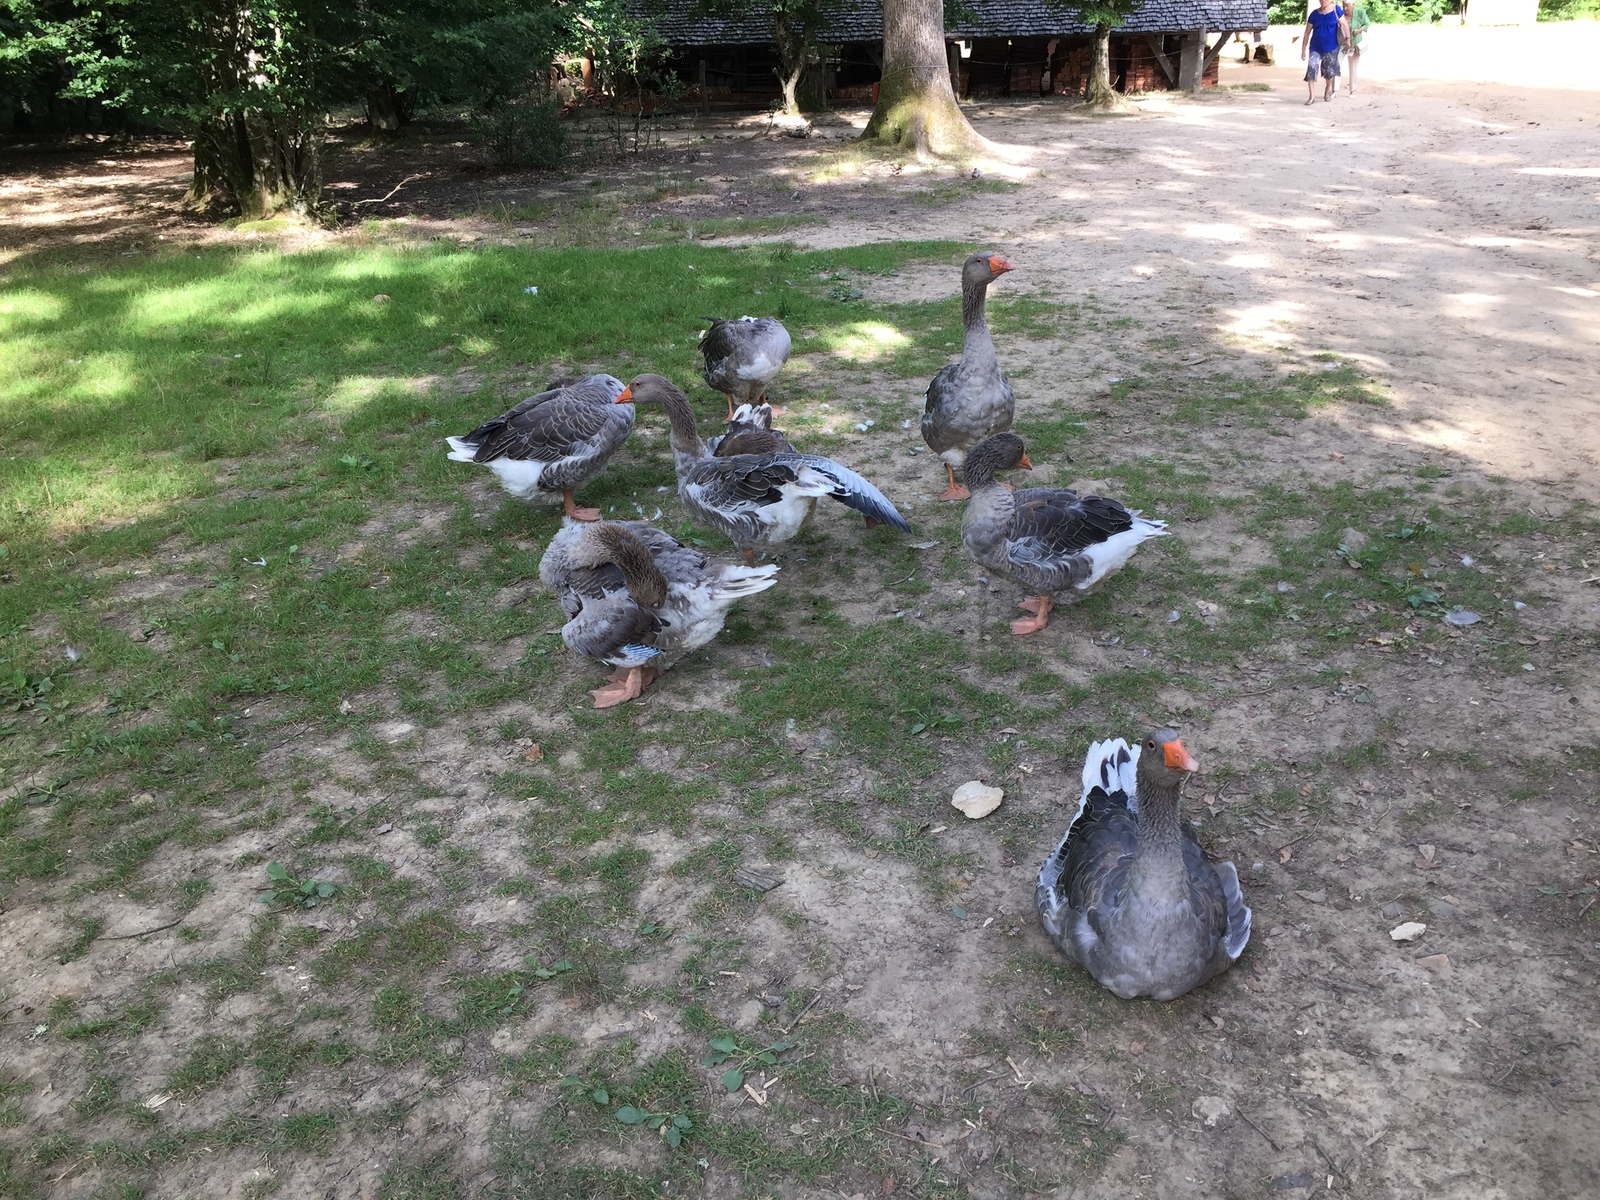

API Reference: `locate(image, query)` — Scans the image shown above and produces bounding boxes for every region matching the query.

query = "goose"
[616,374,910,564]
[539,519,778,708]
[1036,731,1251,1001]
[446,374,631,521]
[700,316,792,419]
[922,252,1015,501]
[960,433,1166,636]
[707,402,793,458]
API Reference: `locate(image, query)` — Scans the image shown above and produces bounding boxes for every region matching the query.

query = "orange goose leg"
[759,386,787,418]
[937,463,971,503]
[563,490,602,522]
[591,665,658,709]
[1010,595,1054,637]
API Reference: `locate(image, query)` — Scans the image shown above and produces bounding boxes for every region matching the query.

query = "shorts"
[1305,50,1341,81]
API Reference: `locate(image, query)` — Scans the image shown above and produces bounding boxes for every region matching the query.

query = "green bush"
[472,99,568,170]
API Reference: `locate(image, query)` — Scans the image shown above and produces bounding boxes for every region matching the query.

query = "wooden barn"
[641,0,1270,108]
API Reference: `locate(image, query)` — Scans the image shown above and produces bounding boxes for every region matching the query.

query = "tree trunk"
[184,0,321,218]
[863,0,984,158]
[1085,24,1120,108]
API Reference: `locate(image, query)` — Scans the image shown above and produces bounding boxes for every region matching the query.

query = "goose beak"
[615,386,634,404]
[1163,739,1199,773]
[988,256,1014,274]
[1017,452,1034,470]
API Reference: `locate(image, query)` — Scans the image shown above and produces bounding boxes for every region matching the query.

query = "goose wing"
[781,453,912,531]
[1181,834,1251,961]
[1000,490,1133,591]
[466,393,633,464]
[709,403,793,457]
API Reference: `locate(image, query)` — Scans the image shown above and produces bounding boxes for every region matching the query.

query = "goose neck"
[961,279,996,359]
[1131,778,1185,859]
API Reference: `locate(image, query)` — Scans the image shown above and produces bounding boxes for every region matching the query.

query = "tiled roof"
[642,1,1268,47]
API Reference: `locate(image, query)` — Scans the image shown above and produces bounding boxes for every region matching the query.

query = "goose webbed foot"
[562,490,602,522]
[591,666,657,709]
[936,464,970,502]
[1010,595,1054,636]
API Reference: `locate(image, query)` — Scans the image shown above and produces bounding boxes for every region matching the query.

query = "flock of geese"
[445,251,1249,1000]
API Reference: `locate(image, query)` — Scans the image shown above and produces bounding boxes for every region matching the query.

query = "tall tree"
[695,1,838,117]
[862,0,983,158]
[1054,0,1143,108]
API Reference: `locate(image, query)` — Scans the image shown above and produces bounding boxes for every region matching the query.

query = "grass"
[2,222,1595,1199]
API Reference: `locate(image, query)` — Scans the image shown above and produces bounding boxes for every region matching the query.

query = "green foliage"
[472,98,568,169]
[702,1034,796,1092]
[258,862,338,909]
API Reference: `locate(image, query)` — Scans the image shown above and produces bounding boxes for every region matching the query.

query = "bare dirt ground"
[3,26,1599,1200]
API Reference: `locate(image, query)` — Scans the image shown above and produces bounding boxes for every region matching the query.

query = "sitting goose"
[700,316,792,419]
[539,519,778,708]
[1036,731,1251,1001]
[960,433,1166,636]
[446,374,631,521]
[616,374,910,564]
[708,402,793,458]
[922,252,1015,501]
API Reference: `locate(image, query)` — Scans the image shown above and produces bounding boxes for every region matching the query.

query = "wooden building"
[641,0,1269,107]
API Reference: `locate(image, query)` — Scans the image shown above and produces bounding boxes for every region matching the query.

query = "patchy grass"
[2,224,1595,1200]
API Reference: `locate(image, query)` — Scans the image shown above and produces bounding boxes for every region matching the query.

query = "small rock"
[1275,581,1295,593]
[1272,1173,1313,1191]
[1427,899,1457,918]
[1444,610,1480,627]
[1129,1041,1145,1055]
[1192,1095,1230,1127]
[951,781,1004,819]
[1390,921,1427,942]
[372,293,390,303]
[557,749,583,770]
[1295,890,1327,904]
[1381,901,1405,919]
[1418,953,1450,972]
[1339,528,1370,553]
[374,822,394,835]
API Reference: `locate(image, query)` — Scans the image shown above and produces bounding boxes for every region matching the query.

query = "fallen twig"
[782,991,822,1034]
[1236,1109,1282,1152]
[98,918,182,941]
[353,173,426,206]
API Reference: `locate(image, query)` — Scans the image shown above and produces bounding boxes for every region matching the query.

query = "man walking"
[1301,0,1349,105]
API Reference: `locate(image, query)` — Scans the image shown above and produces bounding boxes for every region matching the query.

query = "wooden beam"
[1202,31,1237,76]
[1144,35,1177,87]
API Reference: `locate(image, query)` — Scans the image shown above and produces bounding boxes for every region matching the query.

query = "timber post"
[1178,29,1205,93]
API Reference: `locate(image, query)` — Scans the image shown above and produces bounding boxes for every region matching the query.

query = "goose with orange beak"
[921,251,1016,501]
[959,432,1167,636]
[1036,730,1252,1000]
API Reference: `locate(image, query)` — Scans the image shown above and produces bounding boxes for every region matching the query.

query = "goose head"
[615,373,685,408]
[1136,728,1200,791]
[963,250,1014,287]
[964,432,1033,490]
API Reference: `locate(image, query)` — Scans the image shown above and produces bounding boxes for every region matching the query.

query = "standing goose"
[446,374,631,521]
[707,402,793,458]
[539,519,778,708]
[1036,731,1252,1001]
[700,316,792,419]
[922,252,1015,501]
[960,433,1166,636]
[616,374,910,564]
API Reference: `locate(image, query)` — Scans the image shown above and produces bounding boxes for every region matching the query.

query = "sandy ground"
[4,25,1600,1200]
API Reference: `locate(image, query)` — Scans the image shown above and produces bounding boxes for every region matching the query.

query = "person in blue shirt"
[1301,0,1351,105]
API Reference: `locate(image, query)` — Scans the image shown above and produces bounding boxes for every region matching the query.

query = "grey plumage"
[708,403,794,457]
[445,374,633,505]
[619,374,911,557]
[1035,732,1251,1001]
[539,520,777,676]
[699,317,791,406]
[921,253,1015,481]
